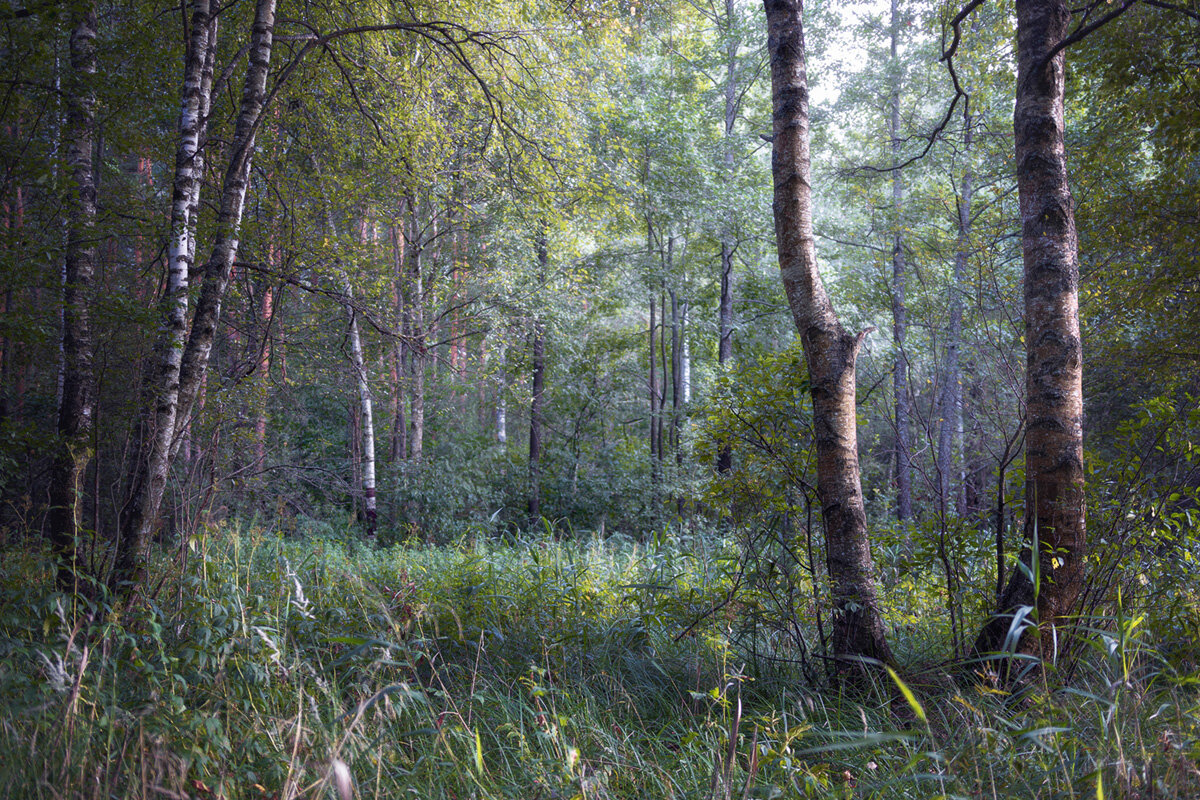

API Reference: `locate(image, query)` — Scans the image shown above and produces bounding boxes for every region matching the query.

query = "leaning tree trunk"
[764,0,892,670]
[113,0,277,593]
[973,0,1085,660]
[48,1,98,590]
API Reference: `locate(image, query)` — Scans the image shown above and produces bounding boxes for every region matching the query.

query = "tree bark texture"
[119,0,214,552]
[48,1,98,588]
[764,0,892,669]
[113,0,277,592]
[974,0,1085,658]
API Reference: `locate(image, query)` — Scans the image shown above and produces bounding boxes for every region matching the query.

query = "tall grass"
[1,524,1198,799]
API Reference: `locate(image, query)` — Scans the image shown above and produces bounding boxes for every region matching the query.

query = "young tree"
[887,0,913,524]
[763,0,892,669]
[342,280,378,537]
[47,0,98,589]
[937,102,971,518]
[715,0,740,476]
[528,229,548,523]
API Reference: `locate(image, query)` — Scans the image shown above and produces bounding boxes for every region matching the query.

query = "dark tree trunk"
[648,292,659,493]
[764,0,892,671]
[973,0,1086,659]
[48,2,98,590]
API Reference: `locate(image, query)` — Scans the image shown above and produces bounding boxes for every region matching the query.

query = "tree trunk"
[48,1,98,589]
[254,252,274,469]
[716,0,739,476]
[495,343,508,444]
[939,109,971,519]
[407,215,426,462]
[343,287,377,536]
[670,284,682,457]
[681,301,691,404]
[528,231,548,524]
[764,0,892,670]
[388,224,407,462]
[658,289,667,461]
[973,0,1086,659]
[888,0,912,524]
[320,211,380,537]
[113,0,277,593]
[648,292,660,492]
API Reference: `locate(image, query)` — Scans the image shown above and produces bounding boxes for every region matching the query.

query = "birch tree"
[113,0,278,592]
[47,0,98,589]
[763,0,892,670]
[974,0,1086,658]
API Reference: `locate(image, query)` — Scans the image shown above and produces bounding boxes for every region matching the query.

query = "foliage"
[4,522,1200,798]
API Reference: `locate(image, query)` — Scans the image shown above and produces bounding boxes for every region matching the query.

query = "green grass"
[2,524,1199,799]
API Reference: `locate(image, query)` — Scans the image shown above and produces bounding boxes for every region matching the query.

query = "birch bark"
[764,0,892,669]
[113,0,277,591]
[974,0,1086,659]
[343,286,377,536]
[48,1,98,588]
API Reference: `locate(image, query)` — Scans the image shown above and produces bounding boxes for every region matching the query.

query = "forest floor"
[2,524,1199,799]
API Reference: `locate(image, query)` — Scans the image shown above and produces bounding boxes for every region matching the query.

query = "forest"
[1,0,1199,796]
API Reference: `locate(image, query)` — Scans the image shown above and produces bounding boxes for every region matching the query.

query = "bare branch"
[850,0,987,175]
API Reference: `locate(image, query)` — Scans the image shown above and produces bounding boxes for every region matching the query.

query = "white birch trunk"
[343,284,377,535]
[114,0,277,591]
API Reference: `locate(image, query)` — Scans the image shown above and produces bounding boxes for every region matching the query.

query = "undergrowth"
[1,524,1199,799]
